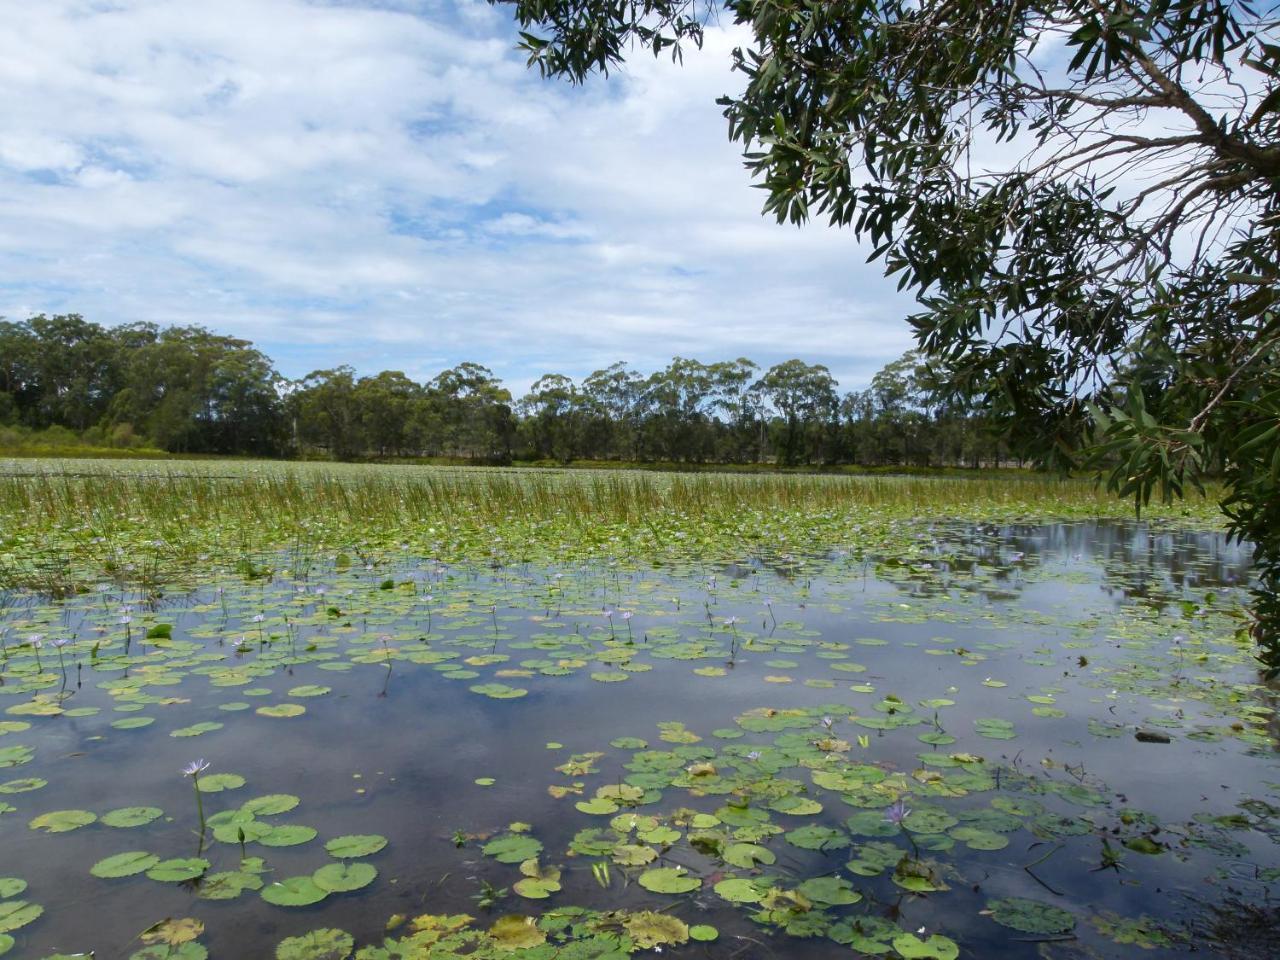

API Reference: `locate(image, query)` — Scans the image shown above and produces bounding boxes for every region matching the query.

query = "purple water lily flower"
[884,799,911,826]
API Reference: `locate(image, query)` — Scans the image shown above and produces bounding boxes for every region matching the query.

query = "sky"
[0,0,919,396]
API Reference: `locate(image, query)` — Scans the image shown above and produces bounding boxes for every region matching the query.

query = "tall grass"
[0,459,1226,595]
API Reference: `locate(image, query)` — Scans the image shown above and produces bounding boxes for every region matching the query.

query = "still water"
[0,521,1274,959]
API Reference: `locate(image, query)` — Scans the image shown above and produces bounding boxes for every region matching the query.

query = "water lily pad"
[29,809,97,833]
[199,870,264,900]
[714,877,766,903]
[262,876,328,907]
[101,806,164,828]
[91,851,160,878]
[242,794,301,816]
[146,858,210,882]
[197,773,246,793]
[110,717,155,730]
[256,703,306,718]
[325,834,387,858]
[637,867,699,893]
[259,824,318,847]
[482,834,542,863]
[892,932,959,960]
[287,685,331,698]
[275,928,355,960]
[689,924,718,942]
[312,862,376,893]
[0,901,42,933]
[171,722,223,738]
[140,916,204,946]
[622,911,689,949]
[0,779,45,794]
[0,880,24,898]
[489,915,546,951]
[986,897,1076,934]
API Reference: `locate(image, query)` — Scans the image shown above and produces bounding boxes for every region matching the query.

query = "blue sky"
[0,0,918,395]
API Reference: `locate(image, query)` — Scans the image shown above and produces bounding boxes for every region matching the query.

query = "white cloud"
[0,0,916,395]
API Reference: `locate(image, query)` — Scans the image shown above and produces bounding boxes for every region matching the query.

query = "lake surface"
[0,521,1275,959]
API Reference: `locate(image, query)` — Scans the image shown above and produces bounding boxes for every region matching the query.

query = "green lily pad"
[689,924,718,942]
[262,876,328,907]
[637,867,699,893]
[29,809,97,833]
[482,834,543,864]
[287,685,331,698]
[146,858,210,882]
[0,779,46,794]
[259,824,318,847]
[312,862,377,893]
[986,897,1076,934]
[242,794,301,816]
[197,773,246,793]
[0,880,24,899]
[275,928,355,960]
[0,901,42,933]
[469,683,528,699]
[101,806,164,828]
[892,933,959,960]
[91,851,160,878]
[325,834,387,858]
[256,703,306,718]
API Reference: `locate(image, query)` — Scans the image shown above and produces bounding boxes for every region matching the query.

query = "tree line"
[0,314,1010,467]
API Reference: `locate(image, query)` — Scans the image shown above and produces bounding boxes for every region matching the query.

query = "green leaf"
[324,834,387,858]
[637,867,699,893]
[262,876,328,907]
[91,851,160,879]
[275,928,355,960]
[146,858,210,882]
[28,809,96,833]
[986,897,1076,934]
[101,806,164,828]
[312,862,376,893]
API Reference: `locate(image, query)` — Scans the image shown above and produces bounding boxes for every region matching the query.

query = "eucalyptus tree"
[754,359,838,465]
[495,0,1280,671]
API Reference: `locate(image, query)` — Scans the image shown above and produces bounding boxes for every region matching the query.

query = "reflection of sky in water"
[0,521,1274,958]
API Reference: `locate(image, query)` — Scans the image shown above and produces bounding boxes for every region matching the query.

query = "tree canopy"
[495,0,1280,673]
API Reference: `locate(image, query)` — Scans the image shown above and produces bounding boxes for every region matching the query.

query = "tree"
[496,0,1280,673]
[754,359,838,466]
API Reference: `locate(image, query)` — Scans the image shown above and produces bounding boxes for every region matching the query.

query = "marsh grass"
[0,458,1226,595]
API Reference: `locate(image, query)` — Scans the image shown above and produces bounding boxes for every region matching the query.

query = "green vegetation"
[0,466,1272,958]
[2,315,1023,468]
[0,459,1223,597]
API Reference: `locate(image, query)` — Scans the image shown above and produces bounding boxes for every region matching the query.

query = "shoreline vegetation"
[0,458,1230,599]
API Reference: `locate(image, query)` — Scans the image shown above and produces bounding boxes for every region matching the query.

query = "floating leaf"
[256,704,306,718]
[101,806,164,828]
[489,915,545,951]
[275,928,355,960]
[146,858,210,883]
[242,794,301,816]
[0,880,24,898]
[986,897,1076,934]
[637,867,699,894]
[29,809,97,833]
[0,901,42,933]
[197,773,245,793]
[325,834,387,858]
[140,917,204,946]
[91,851,160,879]
[312,862,376,893]
[262,876,328,907]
